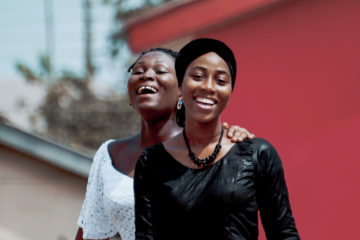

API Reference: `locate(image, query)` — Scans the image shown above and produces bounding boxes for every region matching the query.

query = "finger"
[231,127,243,139]
[242,129,252,138]
[235,129,250,142]
[222,122,229,129]
[227,125,238,138]
[243,130,255,139]
[232,136,242,142]
[240,129,255,139]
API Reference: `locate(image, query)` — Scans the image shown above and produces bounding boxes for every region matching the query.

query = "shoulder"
[92,139,114,162]
[250,137,277,153]
[247,138,284,174]
[86,140,114,176]
[134,143,165,181]
[234,138,280,165]
[108,135,138,155]
[139,143,165,165]
[231,137,275,155]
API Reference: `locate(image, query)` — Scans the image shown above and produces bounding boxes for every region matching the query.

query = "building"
[124,0,360,239]
[0,123,91,240]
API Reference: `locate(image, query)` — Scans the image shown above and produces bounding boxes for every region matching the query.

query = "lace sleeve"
[77,141,118,239]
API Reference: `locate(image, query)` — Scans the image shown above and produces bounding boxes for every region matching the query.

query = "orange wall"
[199,0,360,238]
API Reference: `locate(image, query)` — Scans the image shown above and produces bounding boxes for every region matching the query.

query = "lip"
[136,85,159,95]
[194,96,217,109]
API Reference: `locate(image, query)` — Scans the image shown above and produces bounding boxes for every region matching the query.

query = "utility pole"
[44,0,55,81]
[84,0,95,86]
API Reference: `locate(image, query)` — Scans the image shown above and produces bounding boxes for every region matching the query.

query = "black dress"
[134,138,300,240]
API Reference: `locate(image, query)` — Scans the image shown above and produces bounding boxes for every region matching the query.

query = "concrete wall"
[0,144,87,240]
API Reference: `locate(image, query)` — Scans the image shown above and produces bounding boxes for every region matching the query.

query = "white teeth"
[196,97,215,105]
[137,86,158,94]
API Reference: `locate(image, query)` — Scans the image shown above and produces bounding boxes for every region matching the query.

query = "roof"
[124,0,289,52]
[0,123,92,178]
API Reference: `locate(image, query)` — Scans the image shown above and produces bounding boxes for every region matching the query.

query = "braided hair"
[127,47,179,72]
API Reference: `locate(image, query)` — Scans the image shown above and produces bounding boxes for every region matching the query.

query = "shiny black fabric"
[134,138,300,240]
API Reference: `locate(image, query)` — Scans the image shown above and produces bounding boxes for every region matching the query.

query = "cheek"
[127,77,137,101]
[127,75,136,88]
[180,78,196,94]
[161,77,180,96]
[219,89,232,106]
[180,82,192,104]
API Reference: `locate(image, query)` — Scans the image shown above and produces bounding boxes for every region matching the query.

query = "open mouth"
[195,97,216,106]
[136,85,159,95]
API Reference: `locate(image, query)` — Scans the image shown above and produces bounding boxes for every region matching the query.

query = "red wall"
[199,0,360,238]
[126,0,283,52]
[127,0,360,238]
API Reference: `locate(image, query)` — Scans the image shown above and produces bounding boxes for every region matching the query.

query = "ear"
[179,83,184,94]
[177,87,181,97]
[175,84,182,98]
[178,91,182,101]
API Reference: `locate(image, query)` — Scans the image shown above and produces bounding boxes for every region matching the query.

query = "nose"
[201,77,215,93]
[141,69,155,81]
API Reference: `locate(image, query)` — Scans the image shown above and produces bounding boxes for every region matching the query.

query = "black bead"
[183,126,224,168]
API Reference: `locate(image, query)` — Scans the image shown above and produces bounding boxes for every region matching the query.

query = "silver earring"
[177,99,183,110]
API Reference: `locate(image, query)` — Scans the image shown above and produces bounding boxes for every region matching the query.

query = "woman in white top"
[75,48,254,240]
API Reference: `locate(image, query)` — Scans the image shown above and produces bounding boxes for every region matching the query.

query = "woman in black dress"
[134,39,300,240]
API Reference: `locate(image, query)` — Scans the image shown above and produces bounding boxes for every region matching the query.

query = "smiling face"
[180,52,232,124]
[127,51,180,119]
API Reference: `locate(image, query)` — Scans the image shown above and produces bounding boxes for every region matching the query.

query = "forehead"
[187,52,229,72]
[137,51,174,65]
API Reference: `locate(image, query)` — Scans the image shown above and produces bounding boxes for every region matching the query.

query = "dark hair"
[175,38,237,127]
[127,47,179,72]
[176,102,185,128]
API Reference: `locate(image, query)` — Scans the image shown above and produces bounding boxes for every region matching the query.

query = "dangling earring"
[177,98,183,110]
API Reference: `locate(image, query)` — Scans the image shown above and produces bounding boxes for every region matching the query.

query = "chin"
[191,115,219,124]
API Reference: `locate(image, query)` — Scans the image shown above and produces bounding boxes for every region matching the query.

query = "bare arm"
[75,228,83,240]
[75,227,110,240]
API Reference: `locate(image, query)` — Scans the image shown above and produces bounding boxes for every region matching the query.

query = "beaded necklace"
[183,126,224,168]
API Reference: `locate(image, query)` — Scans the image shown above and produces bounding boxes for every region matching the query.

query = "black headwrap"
[175,38,237,89]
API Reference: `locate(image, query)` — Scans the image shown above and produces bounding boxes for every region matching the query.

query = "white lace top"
[78,140,135,240]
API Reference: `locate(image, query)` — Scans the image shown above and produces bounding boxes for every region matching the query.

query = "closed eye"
[192,75,203,80]
[156,70,168,74]
[132,67,144,75]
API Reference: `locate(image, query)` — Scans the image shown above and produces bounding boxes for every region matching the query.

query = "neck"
[139,112,182,149]
[184,118,222,146]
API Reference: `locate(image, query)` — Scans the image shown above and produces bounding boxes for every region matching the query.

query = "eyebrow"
[191,66,230,76]
[135,61,169,66]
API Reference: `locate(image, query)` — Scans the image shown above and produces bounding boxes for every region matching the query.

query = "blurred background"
[0,0,359,239]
